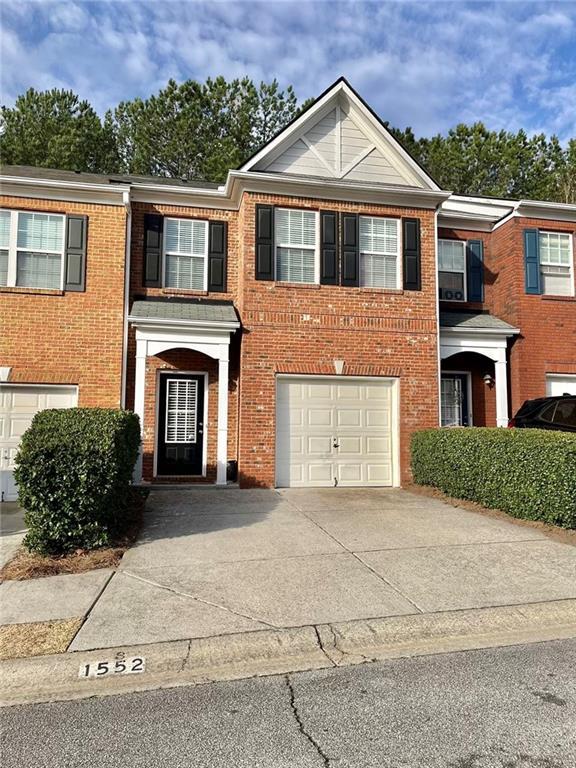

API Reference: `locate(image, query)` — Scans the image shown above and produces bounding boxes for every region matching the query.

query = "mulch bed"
[0,489,147,581]
[405,483,576,548]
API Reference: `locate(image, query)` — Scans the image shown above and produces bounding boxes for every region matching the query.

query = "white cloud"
[0,1,574,141]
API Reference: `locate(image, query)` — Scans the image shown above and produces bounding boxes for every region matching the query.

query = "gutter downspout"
[120,189,132,409]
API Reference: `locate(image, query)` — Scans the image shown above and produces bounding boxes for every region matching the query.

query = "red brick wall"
[236,192,440,487]
[490,218,576,413]
[0,195,127,406]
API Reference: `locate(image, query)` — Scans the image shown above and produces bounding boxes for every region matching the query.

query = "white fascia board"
[0,177,128,206]
[129,183,237,210]
[437,213,497,233]
[516,200,576,223]
[228,171,451,209]
[440,325,519,337]
[128,316,240,332]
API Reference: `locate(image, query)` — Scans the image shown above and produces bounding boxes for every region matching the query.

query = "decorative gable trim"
[240,78,441,192]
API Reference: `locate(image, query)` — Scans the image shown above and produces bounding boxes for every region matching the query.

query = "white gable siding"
[266,138,328,175]
[340,111,371,168]
[259,93,428,188]
[305,109,337,166]
[346,148,410,185]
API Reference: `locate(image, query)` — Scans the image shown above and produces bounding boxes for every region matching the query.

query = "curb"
[2,599,575,707]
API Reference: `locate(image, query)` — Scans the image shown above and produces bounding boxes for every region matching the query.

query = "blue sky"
[1,1,575,141]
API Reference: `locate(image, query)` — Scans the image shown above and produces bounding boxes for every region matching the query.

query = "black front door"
[157,373,205,476]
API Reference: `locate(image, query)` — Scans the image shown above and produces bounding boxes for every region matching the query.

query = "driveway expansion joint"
[121,570,278,628]
[285,674,332,767]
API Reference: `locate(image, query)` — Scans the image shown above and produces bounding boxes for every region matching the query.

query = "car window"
[539,403,557,422]
[552,399,576,427]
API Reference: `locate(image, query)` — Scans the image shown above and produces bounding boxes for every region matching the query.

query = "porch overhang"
[128,300,240,486]
[439,312,519,427]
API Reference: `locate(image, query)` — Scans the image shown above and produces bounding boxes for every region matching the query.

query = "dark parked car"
[508,395,576,432]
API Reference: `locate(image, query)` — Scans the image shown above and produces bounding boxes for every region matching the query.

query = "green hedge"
[15,408,141,555]
[411,428,576,528]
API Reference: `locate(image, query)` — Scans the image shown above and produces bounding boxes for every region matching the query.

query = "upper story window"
[359,216,400,289]
[164,217,208,291]
[539,231,573,296]
[0,209,65,290]
[438,239,466,302]
[275,208,318,283]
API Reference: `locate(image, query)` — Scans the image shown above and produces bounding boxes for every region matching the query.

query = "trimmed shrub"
[411,428,576,528]
[15,408,141,555]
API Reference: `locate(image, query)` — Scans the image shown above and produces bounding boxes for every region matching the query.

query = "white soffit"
[240,79,440,191]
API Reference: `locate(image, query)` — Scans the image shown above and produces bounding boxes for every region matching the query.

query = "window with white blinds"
[438,239,466,301]
[539,231,573,296]
[359,216,400,289]
[275,208,317,283]
[164,218,208,290]
[0,209,65,289]
[165,379,198,444]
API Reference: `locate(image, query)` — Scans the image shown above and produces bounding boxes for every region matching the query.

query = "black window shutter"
[402,217,421,291]
[143,213,163,287]
[466,239,484,302]
[341,213,359,287]
[255,204,274,281]
[320,211,338,285]
[208,221,227,292]
[64,215,88,292]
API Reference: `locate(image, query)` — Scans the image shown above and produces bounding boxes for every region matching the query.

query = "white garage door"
[0,385,78,502]
[546,375,576,396]
[276,377,398,488]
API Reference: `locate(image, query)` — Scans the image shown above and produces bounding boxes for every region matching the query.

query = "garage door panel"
[308,463,334,483]
[337,409,361,427]
[365,409,390,427]
[308,436,332,455]
[276,377,396,488]
[367,464,392,483]
[308,408,333,426]
[546,375,576,396]
[0,385,77,502]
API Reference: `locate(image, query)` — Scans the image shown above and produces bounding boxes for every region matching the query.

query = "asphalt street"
[2,639,575,768]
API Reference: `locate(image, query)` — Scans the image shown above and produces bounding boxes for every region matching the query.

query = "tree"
[0,88,119,173]
[111,77,311,182]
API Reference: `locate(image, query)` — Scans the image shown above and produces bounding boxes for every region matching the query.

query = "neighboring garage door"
[546,375,576,396]
[276,376,398,488]
[0,385,78,502]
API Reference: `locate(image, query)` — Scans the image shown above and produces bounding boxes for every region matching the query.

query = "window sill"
[0,286,64,296]
[541,294,576,302]
[161,288,209,297]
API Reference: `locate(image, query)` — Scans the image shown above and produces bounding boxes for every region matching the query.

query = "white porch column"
[494,358,509,428]
[216,349,229,486]
[133,338,147,482]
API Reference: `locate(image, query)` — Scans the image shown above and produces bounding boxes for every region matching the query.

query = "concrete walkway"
[4,487,574,651]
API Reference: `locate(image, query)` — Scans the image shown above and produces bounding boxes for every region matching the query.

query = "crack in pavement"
[122,570,279,629]
[313,625,337,667]
[285,674,332,767]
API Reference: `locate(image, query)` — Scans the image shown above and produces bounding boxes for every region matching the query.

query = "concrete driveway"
[69,488,576,651]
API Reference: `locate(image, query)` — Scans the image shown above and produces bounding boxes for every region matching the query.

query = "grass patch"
[0,488,146,581]
[0,618,83,660]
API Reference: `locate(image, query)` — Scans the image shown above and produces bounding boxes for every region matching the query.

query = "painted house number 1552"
[79,654,145,679]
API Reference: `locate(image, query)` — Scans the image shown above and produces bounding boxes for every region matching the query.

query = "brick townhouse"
[1,78,575,499]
